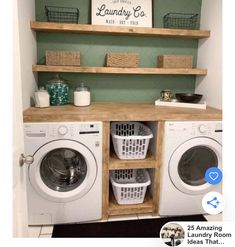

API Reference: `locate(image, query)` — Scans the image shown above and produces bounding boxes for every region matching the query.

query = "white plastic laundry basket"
[111,122,153,160]
[110,169,151,205]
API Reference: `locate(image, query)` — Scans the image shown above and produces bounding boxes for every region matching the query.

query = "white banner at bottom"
[159,221,234,247]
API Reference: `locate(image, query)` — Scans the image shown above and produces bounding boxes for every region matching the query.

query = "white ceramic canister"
[74,83,90,106]
[34,87,50,108]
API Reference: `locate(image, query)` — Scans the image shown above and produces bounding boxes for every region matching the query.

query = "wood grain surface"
[23,102,222,122]
[109,152,156,170]
[109,190,154,216]
[153,121,165,215]
[102,122,110,220]
[32,65,207,75]
[31,21,210,39]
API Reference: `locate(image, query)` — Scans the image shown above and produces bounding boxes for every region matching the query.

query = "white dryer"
[23,122,102,225]
[159,121,222,216]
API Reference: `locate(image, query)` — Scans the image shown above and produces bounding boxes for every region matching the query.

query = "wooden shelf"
[23,103,222,122]
[109,152,156,170]
[109,190,154,216]
[32,65,207,75]
[31,21,210,39]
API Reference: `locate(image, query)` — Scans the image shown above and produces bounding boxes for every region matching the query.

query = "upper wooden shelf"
[32,65,207,75]
[31,21,210,39]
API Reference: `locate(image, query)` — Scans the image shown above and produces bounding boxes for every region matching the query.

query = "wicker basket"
[157,55,193,68]
[106,52,139,68]
[46,51,81,66]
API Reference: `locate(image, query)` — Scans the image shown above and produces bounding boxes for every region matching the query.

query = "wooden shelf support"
[102,122,110,220]
[153,121,165,215]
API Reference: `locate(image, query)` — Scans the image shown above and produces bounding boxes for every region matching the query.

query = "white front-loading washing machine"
[23,122,102,225]
[159,121,222,216]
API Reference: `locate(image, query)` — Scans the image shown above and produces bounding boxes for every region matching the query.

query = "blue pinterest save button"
[205,167,223,185]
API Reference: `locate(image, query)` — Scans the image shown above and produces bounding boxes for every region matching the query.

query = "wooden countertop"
[23,102,222,122]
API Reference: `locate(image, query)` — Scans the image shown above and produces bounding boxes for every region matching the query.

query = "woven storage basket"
[46,51,81,66]
[106,53,139,68]
[158,55,193,68]
[111,122,153,160]
[110,169,151,205]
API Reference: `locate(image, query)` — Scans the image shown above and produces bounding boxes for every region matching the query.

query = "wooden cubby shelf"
[109,152,156,170]
[31,21,210,39]
[32,65,207,75]
[109,190,154,216]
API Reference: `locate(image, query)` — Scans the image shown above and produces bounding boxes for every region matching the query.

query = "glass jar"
[74,83,90,106]
[160,89,173,102]
[34,87,50,108]
[46,74,69,105]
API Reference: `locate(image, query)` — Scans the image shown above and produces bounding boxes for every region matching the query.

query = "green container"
[163,13,199,30]
[47,74,69,105]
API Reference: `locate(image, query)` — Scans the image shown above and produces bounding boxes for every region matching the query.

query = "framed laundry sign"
[91,0,152,27]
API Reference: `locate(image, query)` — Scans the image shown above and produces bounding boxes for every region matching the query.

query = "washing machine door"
[169,137,222,195]
[29,140,97,202]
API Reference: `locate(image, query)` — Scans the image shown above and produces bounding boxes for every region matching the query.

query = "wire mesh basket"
[45,6,79,23]
[163,13,199,30]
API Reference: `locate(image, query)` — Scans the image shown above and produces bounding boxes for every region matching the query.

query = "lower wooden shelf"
[108,190,154,216]
[109,152,156,170]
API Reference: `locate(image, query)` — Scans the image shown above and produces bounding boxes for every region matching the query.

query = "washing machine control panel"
[54,123,101,138]
[24,122,102,139]
[58,125,68,135]
[166,121,222,137]
[198,124,207,133]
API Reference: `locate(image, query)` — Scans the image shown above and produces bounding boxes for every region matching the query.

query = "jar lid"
[47,74,68,84]
[75,82,90,92]
[38,86,47,92]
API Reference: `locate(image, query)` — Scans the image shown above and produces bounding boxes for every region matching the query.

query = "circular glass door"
[169,137,222,195]
[29,140,97,202]
[40,148,87,192]
[178,146,218,186]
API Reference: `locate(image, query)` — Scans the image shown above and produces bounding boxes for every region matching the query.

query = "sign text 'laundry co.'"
[92,0,152,27]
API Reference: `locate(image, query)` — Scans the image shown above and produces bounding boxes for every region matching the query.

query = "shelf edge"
[32,65,207,75]
[30,21,210,39]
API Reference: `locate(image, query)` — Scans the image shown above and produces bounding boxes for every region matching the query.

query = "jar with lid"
[34,87,50,108]
[46,74,69,105]
[74,83,90,106]
[160,89,173,102]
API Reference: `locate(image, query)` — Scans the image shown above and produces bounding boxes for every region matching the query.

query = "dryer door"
[29,140,97,202]
[169,137,222,195]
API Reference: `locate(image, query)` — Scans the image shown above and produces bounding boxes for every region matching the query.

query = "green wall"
[35,0,202,103]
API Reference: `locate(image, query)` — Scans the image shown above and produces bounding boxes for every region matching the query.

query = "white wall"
[0,0,14,239]
[195,0,222,109]
[13,0,37,237]
[18,0,38,110]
